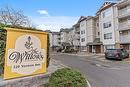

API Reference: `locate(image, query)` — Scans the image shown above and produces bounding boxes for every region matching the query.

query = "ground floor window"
[105,45,115,50]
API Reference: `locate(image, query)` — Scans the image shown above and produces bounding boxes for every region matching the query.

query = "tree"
[68,29,77,47]
[0,6,30,27]
[69,34,75,46]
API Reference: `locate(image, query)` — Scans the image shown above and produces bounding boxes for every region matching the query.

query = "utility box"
[0,28,48,79]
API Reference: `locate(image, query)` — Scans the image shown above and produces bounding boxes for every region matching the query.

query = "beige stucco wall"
[99,6,117,46]
[86,18,96,43]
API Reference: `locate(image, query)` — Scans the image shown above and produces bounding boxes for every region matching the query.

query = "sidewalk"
[47,59,68,73]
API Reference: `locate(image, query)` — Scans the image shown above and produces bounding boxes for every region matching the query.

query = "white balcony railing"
[118,22,130,31]
[118,9,130,18]
[120,35,130,43]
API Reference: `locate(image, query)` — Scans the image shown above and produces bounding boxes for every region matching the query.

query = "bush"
[64,47,72,53]
[0,29,6,74]
[48,68,88,87]
[47,34,50,68]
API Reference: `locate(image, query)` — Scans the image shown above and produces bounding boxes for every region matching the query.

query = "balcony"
[118,9,130,19]
[75,29,80,34]
[117,0,130,9]
[120,35,130,43]
[75,35,80,40]
[118,22,130,31]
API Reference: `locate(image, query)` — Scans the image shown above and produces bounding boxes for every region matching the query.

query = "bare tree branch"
[0,6,31,27]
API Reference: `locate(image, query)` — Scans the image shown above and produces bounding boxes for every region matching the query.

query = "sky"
[0,0,104,31]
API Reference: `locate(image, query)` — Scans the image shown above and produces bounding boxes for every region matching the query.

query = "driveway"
[51,53,130,87]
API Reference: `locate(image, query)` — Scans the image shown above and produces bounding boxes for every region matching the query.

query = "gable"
[97,2,116,13]
[77,16,87,23]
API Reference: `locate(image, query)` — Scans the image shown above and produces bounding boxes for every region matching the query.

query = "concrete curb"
[87,80,92,87]
[55,52,105,57]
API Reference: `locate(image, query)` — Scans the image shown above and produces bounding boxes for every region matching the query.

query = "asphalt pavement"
[51,53,130,87]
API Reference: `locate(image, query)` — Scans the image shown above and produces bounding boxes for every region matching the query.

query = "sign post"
[4,28,48,79]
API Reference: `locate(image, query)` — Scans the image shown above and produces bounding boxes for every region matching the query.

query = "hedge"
[48,68,88,87]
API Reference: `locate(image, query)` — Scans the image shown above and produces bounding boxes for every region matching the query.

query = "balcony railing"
[118,22,130,31]
[120,35,130,43]
[118,9,130,19]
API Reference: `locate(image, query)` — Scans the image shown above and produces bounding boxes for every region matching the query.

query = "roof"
[60,28,71,33]
[77,16,95,23]
[52,32,60,35]
[73,23,80,28]
[44,30,52,33]
[96,2,116,14]
[87,38,102,45]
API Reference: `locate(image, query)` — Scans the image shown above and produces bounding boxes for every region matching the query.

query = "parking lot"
[51,53,130,87]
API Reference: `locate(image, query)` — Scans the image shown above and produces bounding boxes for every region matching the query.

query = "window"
[98,32,100,36]
[103,8,111,18]
[103,22,111,28]
[81,23,84,27]
[97,23,99,27]
[105,45,114,49]
[81,38,85,42]
[104,33,112,39]
[58,38,60,40]
[128,19,130,25]
[81,30,85,34]
[127,5,130,12]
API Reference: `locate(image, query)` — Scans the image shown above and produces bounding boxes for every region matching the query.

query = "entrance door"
[96,45,101,53]
[89,46,92,53]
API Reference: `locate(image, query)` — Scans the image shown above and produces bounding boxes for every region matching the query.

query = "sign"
[4,28,48,79]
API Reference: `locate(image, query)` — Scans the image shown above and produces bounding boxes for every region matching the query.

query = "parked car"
[105,49,129,60]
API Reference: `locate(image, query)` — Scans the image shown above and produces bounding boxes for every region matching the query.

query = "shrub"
[64,47,72,53]
[47,34,50,68]
[0,29,7,74]
[48,68,88,87]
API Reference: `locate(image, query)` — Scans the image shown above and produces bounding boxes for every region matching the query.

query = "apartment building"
[60,28,70,46]
[78,16,102,53]
[78,16,88,51]
[46,30,61,51]
[68,24,80,49]
[97,1,120,51]
[51,32,61,47]
[87,16,104,53]
[72,23,80,49]
[46,0,129,53]
[116,0,130,51]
